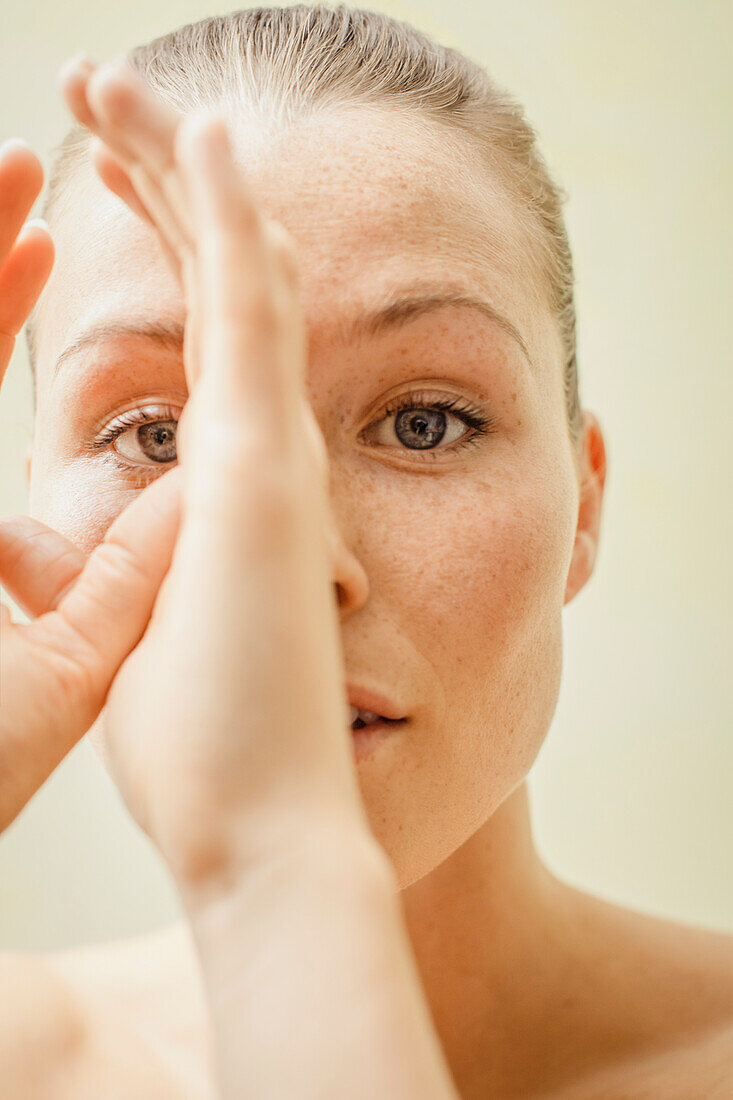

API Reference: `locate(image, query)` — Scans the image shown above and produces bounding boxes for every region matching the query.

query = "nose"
[325,502,369,614]
[300,396,369,615]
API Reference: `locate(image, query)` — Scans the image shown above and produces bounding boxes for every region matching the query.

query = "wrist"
[177,816,396,926]
[175,817,458,1100]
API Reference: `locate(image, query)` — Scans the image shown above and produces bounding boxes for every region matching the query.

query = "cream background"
[0,0,730,949]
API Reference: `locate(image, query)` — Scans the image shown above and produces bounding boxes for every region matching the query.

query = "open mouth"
[349,713,406,762]
[350,708,405,732]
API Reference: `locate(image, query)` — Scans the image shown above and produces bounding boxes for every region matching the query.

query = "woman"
[1,6,732,1097]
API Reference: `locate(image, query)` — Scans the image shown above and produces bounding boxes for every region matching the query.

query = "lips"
[345,684,406,723]
[350,709,404,730]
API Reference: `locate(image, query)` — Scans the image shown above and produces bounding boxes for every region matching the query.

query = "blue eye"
[89,405,180,468]
[88,390,496,475]
[364,390,497,459]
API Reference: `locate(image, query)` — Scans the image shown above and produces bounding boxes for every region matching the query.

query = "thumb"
[48,465,184,687]
[0,468,184,833]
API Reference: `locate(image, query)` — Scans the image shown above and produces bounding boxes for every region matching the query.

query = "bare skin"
[36,817,733,1099]
[1,57,732,1098]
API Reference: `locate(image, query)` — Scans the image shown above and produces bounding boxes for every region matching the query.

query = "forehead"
[38,106,546,393]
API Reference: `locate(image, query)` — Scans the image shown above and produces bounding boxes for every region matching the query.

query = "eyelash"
[88,391,497,472]
[372,391,497,461]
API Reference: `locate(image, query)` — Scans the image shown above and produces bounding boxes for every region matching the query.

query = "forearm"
[180,829,460,1100]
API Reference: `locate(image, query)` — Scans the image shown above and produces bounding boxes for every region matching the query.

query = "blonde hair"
[30,3,582,450]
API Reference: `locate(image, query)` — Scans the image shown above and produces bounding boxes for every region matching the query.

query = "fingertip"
[22,216,50,235]
[0,139,44,191]
[176,109,230,171]
[18,217,55,278]
[58,52,96,94]
[0,137,32,162]
[59,56,97,128]
[0,136,30,153]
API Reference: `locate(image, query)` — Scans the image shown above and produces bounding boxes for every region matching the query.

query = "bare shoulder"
[553,885,733,1098]
[567,883,733,1024]
[677,1020,733,1099]
[0,949,86,1098]
[554,1018,733,1099]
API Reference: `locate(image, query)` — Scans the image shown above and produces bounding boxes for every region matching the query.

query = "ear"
[25,443,33,488]
[563,410,607,606]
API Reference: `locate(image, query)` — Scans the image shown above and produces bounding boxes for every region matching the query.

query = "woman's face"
[28,108,591,888]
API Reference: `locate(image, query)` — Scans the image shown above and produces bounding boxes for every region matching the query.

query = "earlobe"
[563,411,607,606]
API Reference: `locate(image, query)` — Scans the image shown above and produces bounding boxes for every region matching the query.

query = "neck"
[399,781,573,1097]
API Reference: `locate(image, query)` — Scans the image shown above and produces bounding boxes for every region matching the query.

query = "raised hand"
[59,56,373,890]
[0,136,186,830]
[57,57,461,1100]
[0,464,184,832]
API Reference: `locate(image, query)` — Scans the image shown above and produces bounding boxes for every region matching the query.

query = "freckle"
[511,392,517,402]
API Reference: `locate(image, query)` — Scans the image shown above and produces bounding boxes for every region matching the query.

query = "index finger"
[0,139,43,265]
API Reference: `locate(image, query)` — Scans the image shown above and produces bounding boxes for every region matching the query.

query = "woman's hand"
[59,57,375,893]
[0,469,182,832]
[58,58,461,1100]
[0,139,185,832]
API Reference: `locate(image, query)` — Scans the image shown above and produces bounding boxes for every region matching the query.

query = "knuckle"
[91,69,136,124]
[191,443,300,543]
[92,537,151,597]
[234,198,261,238]
[31,617,103,714]
[300,402,329,480]
[268,222,301,288]
[246,480,300,548]
[209,197,260,247]
[244,289,280,331]
[211,291,279,340]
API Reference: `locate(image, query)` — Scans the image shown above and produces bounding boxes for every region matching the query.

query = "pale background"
[0,0,730,950]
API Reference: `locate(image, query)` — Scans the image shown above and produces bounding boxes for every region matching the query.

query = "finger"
[265,218,302,292]
[177,113,294,428]
[0,468,183,835]
[0,139,44,267]
[58,52,98,130]
[0,221,54,330]
[86,58,180,178]
[61,55,192,273]
[84,61,193,256]
[0,514,86,620]
[90,138,183,282]
[48,465,184,677]
[90,138,153,224]
[0,221,54,384]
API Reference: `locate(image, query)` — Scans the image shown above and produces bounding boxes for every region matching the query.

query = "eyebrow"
[52,289,531,382]
[345,290,532,366]
[52,319,186,382]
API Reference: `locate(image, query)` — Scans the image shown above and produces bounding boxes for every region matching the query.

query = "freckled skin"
[31,111,580,884]
[39,108,733,1099]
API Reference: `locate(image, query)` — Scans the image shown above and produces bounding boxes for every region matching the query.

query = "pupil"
[395,408,446,450]
[137,421,177,464]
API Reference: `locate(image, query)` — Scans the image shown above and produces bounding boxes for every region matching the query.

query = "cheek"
[388,463,574,690]
[29,455,139,554]
[358,456,576,884]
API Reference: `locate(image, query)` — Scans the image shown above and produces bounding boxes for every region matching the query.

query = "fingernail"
[70,50,97,69]
[23,218,50,233]
[59,51,96,83]
[0,137,32,159]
